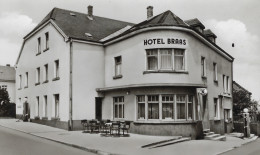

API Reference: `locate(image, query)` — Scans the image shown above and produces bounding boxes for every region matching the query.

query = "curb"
[0,123,115,155]
[216,136,258,155]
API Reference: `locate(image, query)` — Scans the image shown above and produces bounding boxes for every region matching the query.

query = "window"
[147,49,158,70]
[176,95,186,119]
[162,95,174,119]
[114,56,122,77]
[19,75,22,89]
[114,97,124,119]
[213,63,217,81]
[201,57,206,77]
[223,75,226,92]
[54,94,59,118]
[214,98,219,119]
[37,37,41,54]
[174,49,185,70]
[54,60,59,78]
[148,95,159,119]
[36,96,39,116]
[224,109,232,120]
[137,96,145,119]
[187,95,193,120]
[146,48,185,71]
[160,49,172,69]
[44,64,48,82]
[45,32,49,50]
[25,72,28,87]
[36,67,40,84]
[0,85,7,90]
[226,76,229,93]
[43,95,47,117]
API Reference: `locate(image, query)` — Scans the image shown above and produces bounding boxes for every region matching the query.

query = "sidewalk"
[0,119,257,155]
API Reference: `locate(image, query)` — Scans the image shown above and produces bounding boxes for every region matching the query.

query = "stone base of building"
[31,119,69,130]
[130,121,203,140]
[209,119,233,134]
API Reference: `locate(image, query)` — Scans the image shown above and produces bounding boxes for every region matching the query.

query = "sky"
[0,0,259,101]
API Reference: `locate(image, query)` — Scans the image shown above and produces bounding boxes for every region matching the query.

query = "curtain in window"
[148,103,159,119]
[174,49,184,70]
[188,96,193,119]
[138,103,145,119]
[147,50,158,70]
[176,95,185,119]
[162,103,173,119]
[160,49,172,69]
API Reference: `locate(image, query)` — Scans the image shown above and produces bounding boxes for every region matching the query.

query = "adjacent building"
[0,65,15,103]
[16,6,234,139]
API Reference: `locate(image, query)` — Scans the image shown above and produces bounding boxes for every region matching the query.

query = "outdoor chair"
[81,119,90,132]
[120,121,131,135]
[110,121,120,135]
[89,120,100,133]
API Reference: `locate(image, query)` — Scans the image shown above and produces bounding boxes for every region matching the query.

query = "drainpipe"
[69,39,73,130]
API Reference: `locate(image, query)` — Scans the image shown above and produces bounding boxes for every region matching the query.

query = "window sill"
[42,80,49,84]
[43,48,49,52]
[143,70,188,74]
[36,52,41,56]
[35,82,40,86]
[42,117,48,120]
[113,75,123,79]
[18,88,22,90]
[52,77,60,81]
[51,117,60,121]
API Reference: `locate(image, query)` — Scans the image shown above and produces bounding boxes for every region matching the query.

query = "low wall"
[130,121,203,140]
[233,122,260,136]
[32,119,69,130]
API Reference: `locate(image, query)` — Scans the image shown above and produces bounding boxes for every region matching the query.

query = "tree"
[0,89,15,117]
[233,89,258,116]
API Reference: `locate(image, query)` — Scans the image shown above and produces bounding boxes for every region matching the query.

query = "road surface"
[222,138,260,155]
[0,126,95,155]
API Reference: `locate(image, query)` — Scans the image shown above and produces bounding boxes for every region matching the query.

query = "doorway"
[95,97,102,121]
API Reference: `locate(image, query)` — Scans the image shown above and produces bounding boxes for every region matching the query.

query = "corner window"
[146,48,185,71]
[37,37,41,54]
[54,94,59,118]
[114,97,124,119]
[213,63,217,81]
[148,95,159,119]
[114,56,122,77]
[162,95,174,119]
[137,96,145,119]
[201,57,206,77]
[176,95,186,119]
[45,32,49,50]
[214,98,219,119]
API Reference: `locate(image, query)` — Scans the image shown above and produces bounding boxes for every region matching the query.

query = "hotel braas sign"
[143,37,188,49]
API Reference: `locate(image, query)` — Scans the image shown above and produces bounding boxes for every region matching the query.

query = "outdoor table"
[105,123,112,135]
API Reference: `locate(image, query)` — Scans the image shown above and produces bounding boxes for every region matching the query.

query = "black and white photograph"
[0,0,259,154]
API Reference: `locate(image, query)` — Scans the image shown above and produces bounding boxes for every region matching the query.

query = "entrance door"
[95,97,102,121]
[224,109,230,133]
[202,95,210,129]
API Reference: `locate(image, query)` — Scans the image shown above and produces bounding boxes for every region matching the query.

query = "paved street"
[0,126,95,155]
[222,138,260,155]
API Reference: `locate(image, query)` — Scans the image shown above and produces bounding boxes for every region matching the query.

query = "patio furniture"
[81,119,91,132]
[100,119,111,134]
[89,120,100,133]
[110,121,120,135]
[120,121,131,135]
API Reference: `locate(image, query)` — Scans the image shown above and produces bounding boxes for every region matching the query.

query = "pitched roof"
[24,8,135,42]
[0,66,15,81]
[126,10,188,33]
[204,29,217,38]
[185,18,205,29]
[233,81,252,95]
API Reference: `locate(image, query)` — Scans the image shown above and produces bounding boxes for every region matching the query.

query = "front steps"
[203,129,226,141]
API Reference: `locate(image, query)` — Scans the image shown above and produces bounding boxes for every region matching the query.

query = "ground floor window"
[36,96,39,116]
[43,95,47,117]
[54,94,59,118]
[137,94,195,121]
[148,95,159,119]
[214,98,219,119]
[114,96,124,119]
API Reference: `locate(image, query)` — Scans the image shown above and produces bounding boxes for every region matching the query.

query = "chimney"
[88,5,93,20]
[147,6,153,19]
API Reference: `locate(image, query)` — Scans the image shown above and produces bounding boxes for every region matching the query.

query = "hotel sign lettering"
[143,37,188,48]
